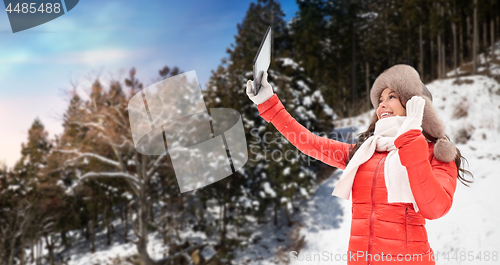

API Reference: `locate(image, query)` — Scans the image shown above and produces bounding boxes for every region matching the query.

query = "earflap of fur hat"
[421,96,445,139]
[434,138,457,163]
[420,96,456,162]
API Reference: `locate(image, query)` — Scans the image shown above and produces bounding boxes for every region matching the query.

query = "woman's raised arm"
[259,95,352,169]
[247,80,352,170]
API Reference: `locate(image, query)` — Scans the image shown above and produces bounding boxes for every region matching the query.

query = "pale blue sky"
[0,0,299,167]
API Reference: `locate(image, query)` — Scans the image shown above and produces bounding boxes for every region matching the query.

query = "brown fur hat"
[370,64,457,162]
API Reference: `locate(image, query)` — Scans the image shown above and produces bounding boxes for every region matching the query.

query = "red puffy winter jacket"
[258,94,458,265]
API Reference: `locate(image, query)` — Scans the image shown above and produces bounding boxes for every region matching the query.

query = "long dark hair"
[347,112,474,186]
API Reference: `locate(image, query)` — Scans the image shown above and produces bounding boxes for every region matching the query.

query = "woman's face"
[376,88,406,120]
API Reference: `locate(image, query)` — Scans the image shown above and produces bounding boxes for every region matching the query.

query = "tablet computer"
[253,26,272,95]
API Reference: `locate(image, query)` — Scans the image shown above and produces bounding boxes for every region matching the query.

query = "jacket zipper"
[367,156,386,265]
[405,207,408,253]
[405,207,412,253]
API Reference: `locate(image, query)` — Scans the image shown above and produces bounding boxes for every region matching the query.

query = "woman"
[246,64,472,264]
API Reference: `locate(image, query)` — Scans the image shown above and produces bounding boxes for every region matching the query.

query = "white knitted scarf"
[331,116,418,211]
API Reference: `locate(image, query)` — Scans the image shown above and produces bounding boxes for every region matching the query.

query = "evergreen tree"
[14,118,52,182]
[291,0,330,87]
[9,118,67,265]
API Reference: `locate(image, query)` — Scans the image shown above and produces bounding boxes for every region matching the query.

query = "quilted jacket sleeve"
[394,129,458,220]
[258,94,352,170]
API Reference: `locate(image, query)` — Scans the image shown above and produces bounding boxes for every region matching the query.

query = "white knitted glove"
[396,96,426,137]
[246,71,274,105]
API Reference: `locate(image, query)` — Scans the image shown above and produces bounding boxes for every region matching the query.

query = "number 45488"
[6,3,61,14]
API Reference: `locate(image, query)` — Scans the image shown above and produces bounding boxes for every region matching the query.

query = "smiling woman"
[377,88,406,120]
[247,64,474,264]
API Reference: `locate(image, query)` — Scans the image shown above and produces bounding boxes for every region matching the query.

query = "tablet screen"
[253,27,271,95]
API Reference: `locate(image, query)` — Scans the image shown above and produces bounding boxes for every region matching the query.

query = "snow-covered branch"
[124,178,140,196]
[97,133,133,149]
[54,149,121,169]
[68,121,105,131]
[146,153,170,177]
[79,172,141,186]
[100,109,127,128]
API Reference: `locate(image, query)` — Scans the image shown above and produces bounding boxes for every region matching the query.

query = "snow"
[8,185,20,191]
[201,246,217,260]
[279,57,300,70]
[295,106,317,121]
[322,104,334,116]
[296,80,310,92]
[299,187,308,198]
[263,181,277,198]
[64,227,208,265]
[289,171,350,265]
[239,195,252,208]
[303,96,312,107]
[122,192,133,200]
[359,11,379,19]
[427,76,500,144]
[56,180,65,188]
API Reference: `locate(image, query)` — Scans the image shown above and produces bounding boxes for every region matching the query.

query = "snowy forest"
[1,0,500,264]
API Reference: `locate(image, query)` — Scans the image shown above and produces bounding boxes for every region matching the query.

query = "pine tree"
[291,0,329,82]
[10,118,69,265]
[14,118,52,182]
